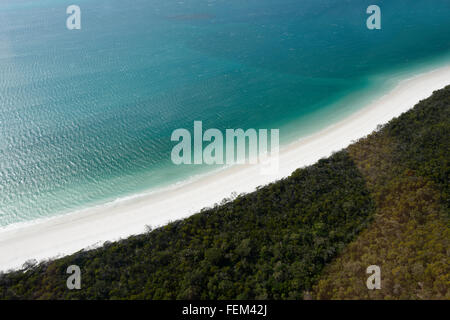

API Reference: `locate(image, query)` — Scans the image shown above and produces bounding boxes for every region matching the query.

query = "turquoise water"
[0,0,449,226]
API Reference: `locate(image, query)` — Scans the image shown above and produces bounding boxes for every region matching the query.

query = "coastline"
[1,65,449,272]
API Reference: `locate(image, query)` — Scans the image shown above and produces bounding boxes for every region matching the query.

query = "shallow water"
[0,0,449,226]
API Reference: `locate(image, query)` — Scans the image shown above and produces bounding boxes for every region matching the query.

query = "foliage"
[1,86,449,300]
[313,86,450,299]
[0,153,374,300]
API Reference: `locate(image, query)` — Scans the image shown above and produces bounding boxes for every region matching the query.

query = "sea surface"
[0,0,449,227]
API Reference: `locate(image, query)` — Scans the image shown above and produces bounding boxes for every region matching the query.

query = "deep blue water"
[0,0,449,226]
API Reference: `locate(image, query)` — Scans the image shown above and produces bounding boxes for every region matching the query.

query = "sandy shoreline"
[1,65,449,272]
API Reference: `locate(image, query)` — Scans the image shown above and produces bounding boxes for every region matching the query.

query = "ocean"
[0,0,449,227]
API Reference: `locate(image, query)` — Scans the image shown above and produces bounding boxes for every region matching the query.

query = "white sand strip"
[0,65,449,272]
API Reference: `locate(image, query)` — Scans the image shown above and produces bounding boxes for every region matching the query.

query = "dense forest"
[0,86,448,300]
[313,86,450,299]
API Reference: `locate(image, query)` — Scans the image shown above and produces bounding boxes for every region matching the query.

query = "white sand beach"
[1,65,449,272]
